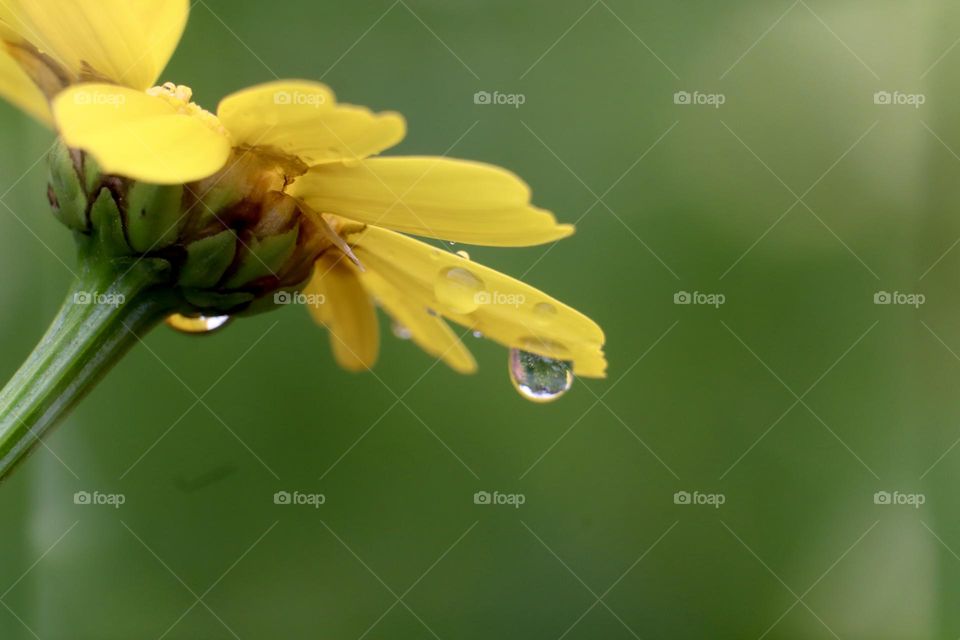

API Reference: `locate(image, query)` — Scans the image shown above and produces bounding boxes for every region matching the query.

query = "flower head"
[0,0,606,386]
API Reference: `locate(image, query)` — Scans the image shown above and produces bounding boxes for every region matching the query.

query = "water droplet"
[165,313,231,334]
[434,267,485,314]
[534,301,556,315]
[456,250,471,260]
[392,321,412,340]
[508,348,573,403]
[472,330,484,339]
[533,302,557,323]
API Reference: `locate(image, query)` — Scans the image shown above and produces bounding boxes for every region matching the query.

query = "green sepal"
[181,289,255,313]
[89,188,130,256]
[48,142,88,232]
[126,182,185,253]
[179,230,238,289]
[83,154,102,196]
[225,225,299,288]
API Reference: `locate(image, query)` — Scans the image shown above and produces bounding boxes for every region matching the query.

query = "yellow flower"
[0,0,606,382]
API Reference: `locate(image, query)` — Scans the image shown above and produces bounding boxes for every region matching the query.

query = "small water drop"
[472,330,484,339]
[434,267,485,314]
[166,313,231,334]
[508,348,574,403]
[534,302,557,317]
[392,321,412,340]
[456,250,471,260]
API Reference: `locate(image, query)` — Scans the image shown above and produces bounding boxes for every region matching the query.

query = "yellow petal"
[53,84,231,184]
[0,45,50,123]
[359,268,477,374]
[304,254,380,372]
[217,80,405,165]
[291,157,574,247]
[347,225,606,378]
[0,0,188,90]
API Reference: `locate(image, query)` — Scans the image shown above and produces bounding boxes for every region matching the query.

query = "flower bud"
[47,143,341,317]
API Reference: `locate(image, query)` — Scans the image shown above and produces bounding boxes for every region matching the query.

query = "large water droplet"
[391,321,412,340]
[166,313,231,334]
[508,348,573,403]
[434,267,485,314]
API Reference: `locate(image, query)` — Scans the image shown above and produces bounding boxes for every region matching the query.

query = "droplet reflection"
[508,348,573,403]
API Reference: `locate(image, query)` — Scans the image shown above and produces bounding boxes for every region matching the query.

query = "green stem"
[0,254,173,481]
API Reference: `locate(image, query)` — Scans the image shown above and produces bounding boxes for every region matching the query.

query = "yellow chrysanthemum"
[0,0,606,383]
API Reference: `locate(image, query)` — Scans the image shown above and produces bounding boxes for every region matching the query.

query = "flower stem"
[0,253,174,481]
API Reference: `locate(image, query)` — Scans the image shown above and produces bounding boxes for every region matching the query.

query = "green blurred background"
[3,0,960,637]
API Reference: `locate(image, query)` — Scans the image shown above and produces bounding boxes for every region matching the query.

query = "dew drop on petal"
[456,250,471,260]
[165,313,231,334]
[392,321,412,340]
[533,302,557,323]
[434,267,485,314]
[508,348,574,403]
[472,330,484,339]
